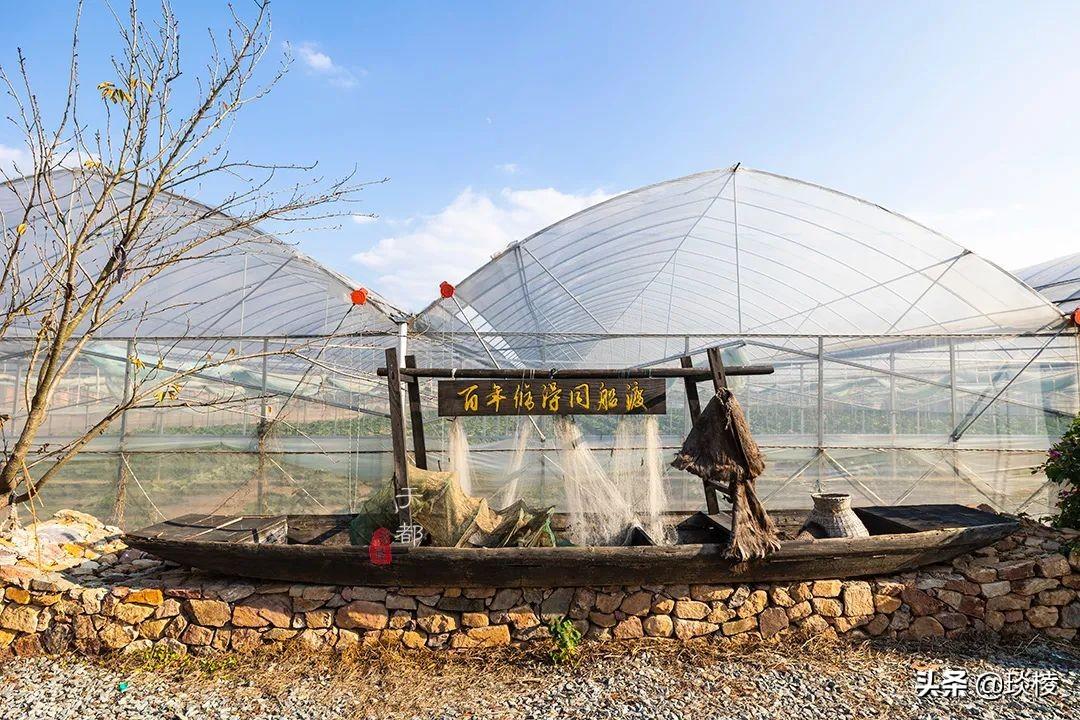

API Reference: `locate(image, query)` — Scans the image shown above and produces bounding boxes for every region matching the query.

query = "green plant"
[547,616,582,665]
[1033,413,1080,529]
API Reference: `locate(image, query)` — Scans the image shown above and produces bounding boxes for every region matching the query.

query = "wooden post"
[706,346,728,392]
[404,355,427,470]
[384,347,415,542]
[681,354,720,515]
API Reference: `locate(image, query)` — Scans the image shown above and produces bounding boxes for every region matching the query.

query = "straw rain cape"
[672,388,780,561]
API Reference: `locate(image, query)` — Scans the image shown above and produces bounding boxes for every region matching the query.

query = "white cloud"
[291,42,361,89]
[353,186,613,309]
[0,143,31,177]
[351,214,377,225]
[496,163,519,175]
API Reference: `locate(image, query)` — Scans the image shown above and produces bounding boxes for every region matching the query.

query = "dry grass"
[95,634,1079,718]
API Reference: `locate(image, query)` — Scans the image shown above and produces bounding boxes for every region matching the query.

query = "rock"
[540,588,574,620]
[865,614,890,636]
[690,585,733,602]
[181,624,214,646]
[980,580,1011,598]
[758,607,789,639]
[13,634,44,657]
[569,588,594,619]
[0,604,40,633]
[1037,589,1075,606]
[874,594,901,613]
[613,617,643,639]
[650,597,674,614]
[41,623,73,653]
[1057,602,1079,629]
[907,616,944,639]
[943,578,981,596]
[812,580,841,597]
[401,630,426,649]
[4,587,30,604]
[786,601,812,622]
[335,600,388,630]
[588,612,616,628]
[936,590,964,610]
[727,586,750,607]
[998,560,1035,581]
[232,594,292,628]
[736,590,767,618]
[99,622,137,650]
[137,618,170,640]
[505,606,539,630]
[594,591,624,615]
[961,565,997,583]
[1037,554,1071,578]
[415,606,456,633]
[789,583,812,602]
[305,609,334,629]
[935,612,968,630]
[841,582,874,616]
[812,598,842,617]
[707,604,735,624]
[1013,577,1059,596]
[464,624,510,647]
[769,587,795,608]
[113,602,155,625]
[185,599,231,628]
[619,591,652,616]
[230,628,262,652]
[798,615,830,636]
[642,615,673,637]
[674,618,719,639]
[461,612,488,628]
[986,595,1030,612]
[901,587,942,616]
[385,594,417,611]
[490,589,521,611]
[673,600,709,620]
[344,586,386,603]
[125,588,163,605]
[1025,606,1058,628]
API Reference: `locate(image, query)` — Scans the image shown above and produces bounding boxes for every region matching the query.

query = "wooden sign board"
[437,378,666,417]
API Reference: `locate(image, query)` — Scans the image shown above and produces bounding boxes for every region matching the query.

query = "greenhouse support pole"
[112,338,134,526]
[816,336,824,492]
[257,338,269,514]
[949,339,960,488]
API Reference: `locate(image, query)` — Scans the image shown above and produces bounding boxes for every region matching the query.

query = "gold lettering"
[457,384,479,412]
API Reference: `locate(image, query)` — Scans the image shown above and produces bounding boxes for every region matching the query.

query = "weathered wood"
[404,355,428,469]
[376,365,775,380]
[681,355,719,515]
[437,378,666,417]
[133,514,287,544]
[384,347,413,538]
[706,346,728,392]
[126,505,1018,588]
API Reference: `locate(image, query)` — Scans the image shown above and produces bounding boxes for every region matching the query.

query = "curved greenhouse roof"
[416,166,1064,366]
[1017,251,1080,313]
[0,170,401,340]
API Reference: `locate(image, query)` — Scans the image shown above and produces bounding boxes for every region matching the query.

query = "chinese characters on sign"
[437,379,666,417]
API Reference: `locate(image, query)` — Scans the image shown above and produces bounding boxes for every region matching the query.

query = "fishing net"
[349,463,555,548]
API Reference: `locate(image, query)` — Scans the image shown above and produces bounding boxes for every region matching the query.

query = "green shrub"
[1034,414,1080,529]
[548,616,582,665]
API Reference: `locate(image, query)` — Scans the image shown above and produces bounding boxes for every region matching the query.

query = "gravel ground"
[1,638,1077,720]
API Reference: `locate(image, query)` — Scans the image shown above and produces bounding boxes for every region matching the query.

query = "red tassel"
[439,281,455,299]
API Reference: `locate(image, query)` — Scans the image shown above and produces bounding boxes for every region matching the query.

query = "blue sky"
[4,1,1079,309]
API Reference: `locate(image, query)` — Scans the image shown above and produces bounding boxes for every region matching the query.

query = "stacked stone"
[1,513,1078,658]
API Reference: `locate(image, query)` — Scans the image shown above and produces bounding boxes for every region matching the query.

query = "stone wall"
[1,511,1078,658]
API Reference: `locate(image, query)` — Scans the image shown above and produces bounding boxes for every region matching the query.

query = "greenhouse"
[4,165,1078,529]
[1019,251,1080,313]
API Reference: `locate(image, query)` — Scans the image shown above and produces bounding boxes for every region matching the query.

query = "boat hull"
[124,504,1018,588]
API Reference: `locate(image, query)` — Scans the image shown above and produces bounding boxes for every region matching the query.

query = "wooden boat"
[125,504,1018,588]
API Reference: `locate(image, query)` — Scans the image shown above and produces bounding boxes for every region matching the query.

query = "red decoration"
[350,288,368,305]
[439,281,455,299]
[1072,307,1080,326]
[369,527,393,565]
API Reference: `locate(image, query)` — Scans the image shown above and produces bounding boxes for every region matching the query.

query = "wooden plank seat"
[133,514,287,544]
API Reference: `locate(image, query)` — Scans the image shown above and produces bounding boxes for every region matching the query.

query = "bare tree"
[0,0,380,517]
